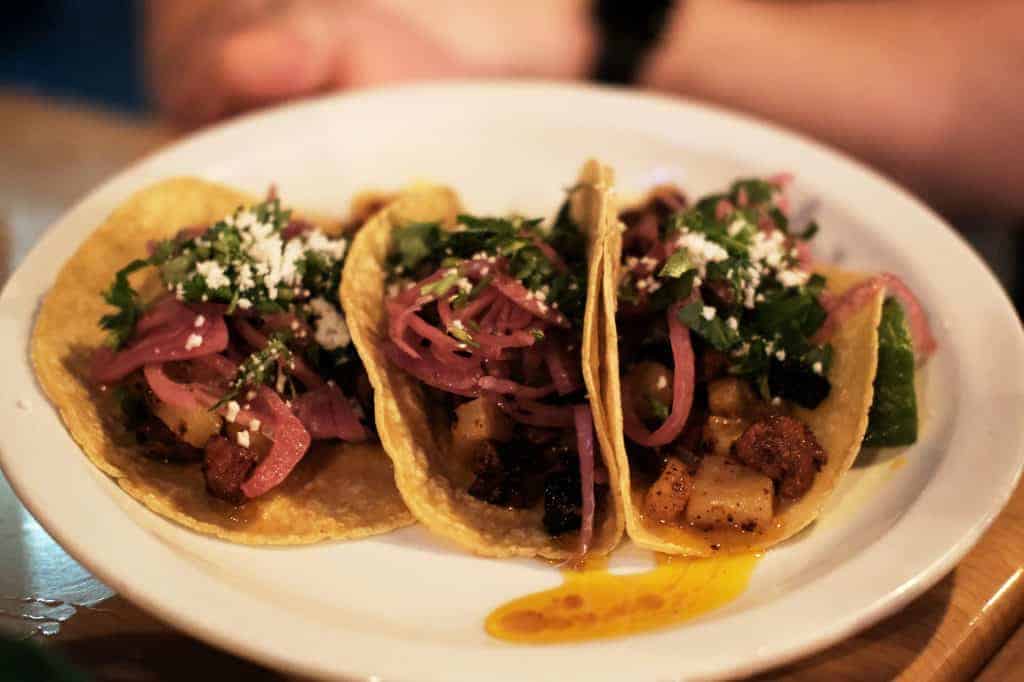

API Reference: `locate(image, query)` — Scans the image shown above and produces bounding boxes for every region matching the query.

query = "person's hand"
[146,0,595,128]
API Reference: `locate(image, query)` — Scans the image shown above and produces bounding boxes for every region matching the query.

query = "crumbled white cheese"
[195,260,231,290]
[184,333,204,350]
[193,315,205,328]
[775,349,787,361]
[451,319,465,331]
[777,269,810,288]
[812,361,823,375]
[671,231,729,276]
[225,401,241,423]
[303,231,348,260]
[236,430,251,448]
[726,316,739,331]
[749,230,788,270]
[655,375,668,390]
[249,418,262,432]
[237,263,255,291]
[237,298,253,310]
[308,297,351,350]
[701,305,717,321]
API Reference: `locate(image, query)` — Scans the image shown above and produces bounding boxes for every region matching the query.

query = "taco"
[601,177,936,555]
[343,161,624,559]
[32,178,413,544]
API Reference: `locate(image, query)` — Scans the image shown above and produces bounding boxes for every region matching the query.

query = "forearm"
[642,0,1024,218]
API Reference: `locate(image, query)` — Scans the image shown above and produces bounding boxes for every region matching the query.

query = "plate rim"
[2,79,1022,681]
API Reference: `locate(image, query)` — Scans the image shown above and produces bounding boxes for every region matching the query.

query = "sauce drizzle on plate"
[486,553,760,643]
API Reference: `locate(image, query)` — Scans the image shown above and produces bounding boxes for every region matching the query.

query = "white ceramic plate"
[2,82,1022,681]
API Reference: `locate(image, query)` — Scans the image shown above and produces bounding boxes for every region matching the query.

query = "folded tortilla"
[601,198,885,556]
[32,178,414,544]
[342,161,625,558]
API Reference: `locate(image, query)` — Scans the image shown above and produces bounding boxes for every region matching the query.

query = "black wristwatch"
[591,0,677,84]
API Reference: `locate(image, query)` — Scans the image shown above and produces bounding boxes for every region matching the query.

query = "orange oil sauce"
[486,552,760,643]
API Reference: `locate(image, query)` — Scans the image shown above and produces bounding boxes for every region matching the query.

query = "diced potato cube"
[153,402,222,449]
[685,455,774,531]
[452,398,512,444]
[643,457,693,524]
[707,377,757,417]
[450,399,512,479]
[702,416,748,458]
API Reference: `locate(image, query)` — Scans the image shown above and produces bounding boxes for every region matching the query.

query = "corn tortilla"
[32,177,413,544]
[342,161,625,558]
[601,199,884,556]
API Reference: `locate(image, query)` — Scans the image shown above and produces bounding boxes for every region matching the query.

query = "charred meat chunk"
[643,457,693,524]
[543,467,582,536]
[203,436,259,504]
[732,415,826,499]
[135,415,204,463]
[467,439,544,509]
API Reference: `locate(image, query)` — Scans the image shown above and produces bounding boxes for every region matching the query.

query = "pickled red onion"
[621,303,695,447]
[573,404,596,555]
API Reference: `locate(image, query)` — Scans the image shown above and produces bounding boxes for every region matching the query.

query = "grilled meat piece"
[135,415,204,463]
[467,439,544,509]
[203,436,259,504]
[543,467,582,536]
[732,415,825,499]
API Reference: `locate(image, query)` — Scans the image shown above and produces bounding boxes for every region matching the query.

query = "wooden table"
[1,92,1021,681]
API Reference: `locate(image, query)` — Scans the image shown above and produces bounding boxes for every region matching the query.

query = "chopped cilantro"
[447,325,479,347]
[96,197,350,349]
[659,250,693,278]
[391,222,442,271]
[421,271,460,297]
[386,195,588,327]
[648,396,670,421]
[677,299,740,351]
[215,335,293,408]
[99,258,149,348]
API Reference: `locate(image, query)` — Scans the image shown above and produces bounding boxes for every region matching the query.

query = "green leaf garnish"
[659,250,693,278]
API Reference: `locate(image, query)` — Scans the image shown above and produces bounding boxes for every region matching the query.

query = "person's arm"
[641,0,1024,219]
[145,0,593,128]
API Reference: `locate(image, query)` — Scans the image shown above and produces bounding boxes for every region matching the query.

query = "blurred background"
[1,0,1021,310]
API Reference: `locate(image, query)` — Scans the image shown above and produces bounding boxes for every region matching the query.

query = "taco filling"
[90,193,383,503]
[380,201,606,550]
[611,177,935,547]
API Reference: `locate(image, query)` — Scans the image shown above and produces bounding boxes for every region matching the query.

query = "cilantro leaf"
[392,222,442,271]
[659,249,693,278]
[677,299,740,351]
[99,258,149,348]
[420,271,460,297]
[648,396,670,421]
